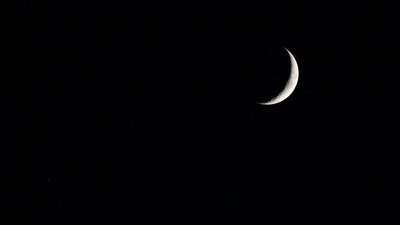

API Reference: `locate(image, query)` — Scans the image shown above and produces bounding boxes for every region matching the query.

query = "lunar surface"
[259,48,299,105]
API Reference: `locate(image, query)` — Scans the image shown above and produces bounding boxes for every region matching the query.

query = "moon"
[259,48,299,105]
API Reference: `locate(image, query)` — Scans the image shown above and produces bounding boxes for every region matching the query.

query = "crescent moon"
[259,48,299,105]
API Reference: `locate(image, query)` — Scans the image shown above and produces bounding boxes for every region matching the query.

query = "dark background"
[2,2,399,224]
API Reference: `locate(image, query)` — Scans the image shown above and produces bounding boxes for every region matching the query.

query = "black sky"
[2,2,399,224]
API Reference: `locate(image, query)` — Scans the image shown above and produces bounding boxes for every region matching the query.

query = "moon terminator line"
[258,48,299,105]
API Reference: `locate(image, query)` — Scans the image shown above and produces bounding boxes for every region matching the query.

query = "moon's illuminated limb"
[259,48,299,105]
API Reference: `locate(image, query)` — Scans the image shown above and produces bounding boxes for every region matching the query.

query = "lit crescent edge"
[258,48,299,105]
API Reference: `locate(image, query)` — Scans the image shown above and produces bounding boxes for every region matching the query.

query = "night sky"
[2,2,399,224]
